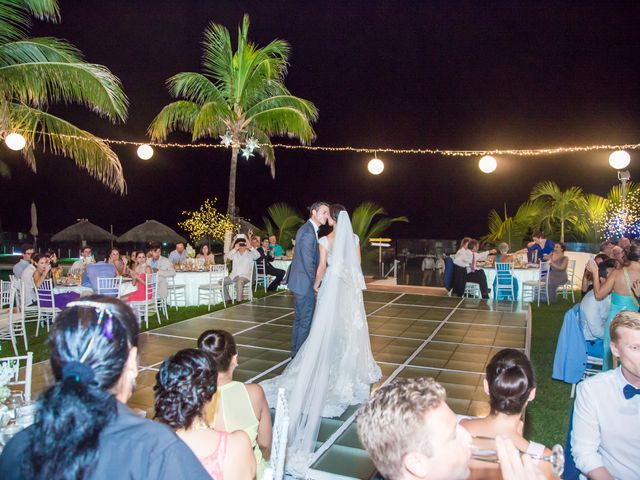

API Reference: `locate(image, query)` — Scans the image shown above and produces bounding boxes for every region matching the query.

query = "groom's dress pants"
[291,291,316,358]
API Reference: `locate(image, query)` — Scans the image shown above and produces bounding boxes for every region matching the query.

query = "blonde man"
[572,311,640,479]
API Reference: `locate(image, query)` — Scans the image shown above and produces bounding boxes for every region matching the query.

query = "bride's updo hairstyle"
[485,348,535,415]
[198,329,237,373]
[330,203,346,221]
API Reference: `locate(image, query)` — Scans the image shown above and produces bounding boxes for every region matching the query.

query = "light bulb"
[609,150,630,170]
[5,132,26,151]
[368,158,384,175]
[479,155,497,174]
[137,144,154,160]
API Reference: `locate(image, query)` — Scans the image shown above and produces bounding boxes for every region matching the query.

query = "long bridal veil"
[260,211,381,476]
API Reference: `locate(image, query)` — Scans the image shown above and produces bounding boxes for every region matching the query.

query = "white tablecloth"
[174,271,212,306]
[54,282,137,298]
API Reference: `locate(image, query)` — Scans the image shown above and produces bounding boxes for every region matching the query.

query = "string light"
[8,130,640,158]
[478,155,497,173]
[137,144,154,160]
[5,132,26,151]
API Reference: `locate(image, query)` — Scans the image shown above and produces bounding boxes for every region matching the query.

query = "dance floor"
[27,290,530,479]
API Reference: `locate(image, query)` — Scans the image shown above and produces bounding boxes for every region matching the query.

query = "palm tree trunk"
[560,218,565,243]
[227,146,239,219]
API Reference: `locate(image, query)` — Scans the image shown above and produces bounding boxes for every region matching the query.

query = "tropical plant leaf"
[352,201,408,250]
[148,100,200,142]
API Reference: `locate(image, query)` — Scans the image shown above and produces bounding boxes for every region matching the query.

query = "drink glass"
[469,441,564,476]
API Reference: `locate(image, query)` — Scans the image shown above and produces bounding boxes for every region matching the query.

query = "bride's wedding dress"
[260,211,381,476]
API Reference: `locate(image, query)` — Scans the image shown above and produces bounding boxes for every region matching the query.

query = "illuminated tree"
[179,198,236,244]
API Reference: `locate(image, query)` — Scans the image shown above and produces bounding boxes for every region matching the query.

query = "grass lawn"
[0,289,277,363]
[525,295,579,448]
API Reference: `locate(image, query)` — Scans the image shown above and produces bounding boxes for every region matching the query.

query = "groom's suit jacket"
[287,220,319,296]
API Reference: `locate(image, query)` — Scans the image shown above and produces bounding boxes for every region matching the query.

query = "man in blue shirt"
[12,243,34,278]
[168,242,187,263]
[83,250,117,290]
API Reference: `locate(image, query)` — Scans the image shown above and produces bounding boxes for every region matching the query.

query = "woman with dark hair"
[154,348,255,480]
[587,243,640,370]
[107,248,128,276]
[544,242,569,303]
[461,349,555,478]
[197,244,215,263]
[0,296,209,479]
[198,329,272,478]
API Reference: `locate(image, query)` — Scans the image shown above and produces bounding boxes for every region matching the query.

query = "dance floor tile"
[207,305,291,322]
[153,318,259,338]
[374,305,451,321]
[250,294,294,309]
[362,291,401,303]
[311,444,378,479]
[234,324,292,350]
[395,294,461,308]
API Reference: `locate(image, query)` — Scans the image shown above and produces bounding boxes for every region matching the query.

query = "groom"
[287,201,330,358]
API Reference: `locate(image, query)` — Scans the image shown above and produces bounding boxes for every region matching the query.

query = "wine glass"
[469,441,564,476]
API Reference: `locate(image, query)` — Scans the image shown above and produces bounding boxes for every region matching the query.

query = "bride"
[260,204,381,475]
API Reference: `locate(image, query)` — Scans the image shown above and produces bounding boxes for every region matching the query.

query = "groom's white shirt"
[308,219,319,240]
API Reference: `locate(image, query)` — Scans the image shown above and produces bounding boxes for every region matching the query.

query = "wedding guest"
[168,242,187,263]
[460,349,555,478]
[83,250,117,291]
[108,248,127,276]
[198,330,272,478]
[618,236,631,251]
[0,296,210,479]
[147,242,176,301]
[579,259,615,345]
[588,243,640,370]
[523,231,554,263]
[572,311,640,479]
[196,244,215,263]
[70,246,94,273]
[543,242,568,303]
[223,237,260,302]
[356,377,543,480]
[124,251,153,302]
[154,348,256,480]
[12,243,34,277]
[268,235,284,257]
[32,253,80,311]
[45,250,63,283]
[599,240,615,257]
[496,242,514,263]
[581,253,609,295]
[611,245,625,265]
[453,239,496,299]
[257,238,285,291]
[19,254,37,306]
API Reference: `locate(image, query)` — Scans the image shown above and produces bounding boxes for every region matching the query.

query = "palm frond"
[263,202,303,248]
[167,72,227,106]
[0,60,128,121]
[351,201,408,246]
[21,0,59,22]
[10,102,125,193]
[201,21,234,90]
[191,101,231,141]
[0,37,81,66]
[148,100,201,142]
[251,128,275,176]
[250,106,316,143]
[245,95,318,122]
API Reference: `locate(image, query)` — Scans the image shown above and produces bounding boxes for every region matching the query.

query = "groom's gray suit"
[287,220,319,357]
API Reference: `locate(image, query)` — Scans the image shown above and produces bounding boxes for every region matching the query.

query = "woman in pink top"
[154,348,255,480]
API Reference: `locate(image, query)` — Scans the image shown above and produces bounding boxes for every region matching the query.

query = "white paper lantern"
[609,150,630,170]
[137,144,154,160]
[368,157,384,175]
[5,132,26,151]
[478,155,497,174]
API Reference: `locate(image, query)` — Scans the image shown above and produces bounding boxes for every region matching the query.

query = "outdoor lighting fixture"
[368,157,384,175]
[5,132,26,151]
[478,155,497,174]
[609,150,631,170]
[137,144,154,160]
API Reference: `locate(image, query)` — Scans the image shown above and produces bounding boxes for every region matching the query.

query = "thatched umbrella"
[116,220,186,244]
[29,202,38,249]
[51,219,116,243]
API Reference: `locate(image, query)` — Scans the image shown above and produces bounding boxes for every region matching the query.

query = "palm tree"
[260,202,304,250]
[149,15,318,218]
[530,181,584,242]
[483,201,542,248]
[0,0,129,193]
[575,194,608,243]
[351,202,408,252]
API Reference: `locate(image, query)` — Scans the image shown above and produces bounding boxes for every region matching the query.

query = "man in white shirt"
[224,237,260,302]
[168,242,187,263]
[453,239,496,299]
[70,246,94,274]
[572,311,640,479]
[147,243,176,299]
[12,243,34,278]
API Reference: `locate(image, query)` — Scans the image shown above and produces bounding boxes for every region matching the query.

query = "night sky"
[2,1,640,241]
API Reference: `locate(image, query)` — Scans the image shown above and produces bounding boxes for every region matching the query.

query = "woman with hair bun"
[198,329,272,479]
[154,348,256,480]
[0,296,209,480]
[461,349,555,478]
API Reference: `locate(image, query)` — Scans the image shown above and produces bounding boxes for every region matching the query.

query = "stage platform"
[26,290,531,479]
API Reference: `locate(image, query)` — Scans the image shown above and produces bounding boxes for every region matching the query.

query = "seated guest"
[581,253,609,295]
[257,238,285,291]
[19,254,36,306]
[223,237,260,302]
[496,242,514,263]
[12,243,34,278]
[108,248,128,276]
[543,242,569,303]
[168,241,187,264]
[124,251,153,302]
[268,235,284,257]
[154,348,256,480]
[198,330,272,478]
[0,296,210,479]
[460,349,555,478]
[522,231,554,263]
[45,250,63,284]
[579,259,616,347]
[196,244,215,263]
[453,239,496,299]
[572,311,640,479]
[357,377,542,480]
[33,253,79,309]
[82,250,117,291]
[70,245,94,273]
[147,242,176,301]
